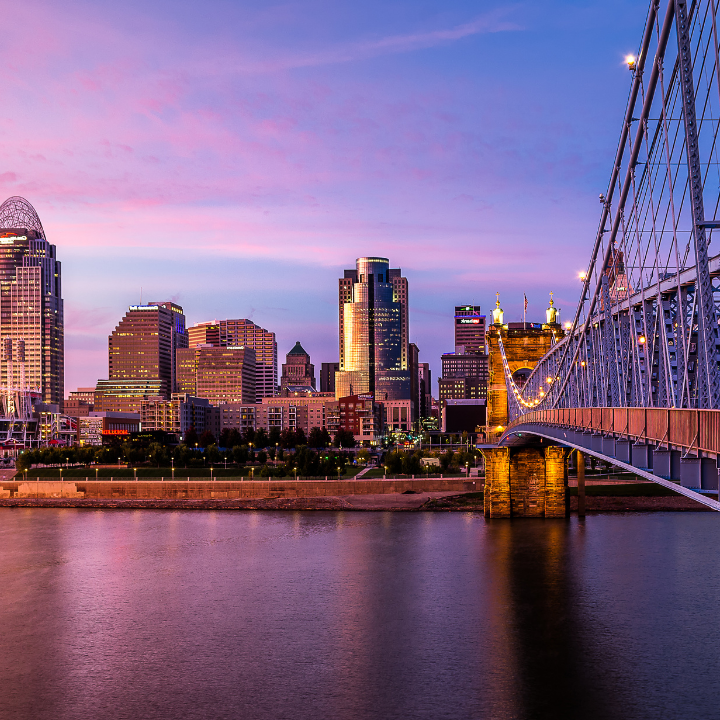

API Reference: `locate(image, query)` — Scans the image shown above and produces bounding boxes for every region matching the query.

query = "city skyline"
[0,0,652,393]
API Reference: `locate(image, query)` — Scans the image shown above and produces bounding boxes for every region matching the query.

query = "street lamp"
[466,462,470,478]
[95,467,99,480]
[171,458,175,479]
[59,467,63,481]
[134,467,137,481]
[293,466,297,481]
[210,467,214,481]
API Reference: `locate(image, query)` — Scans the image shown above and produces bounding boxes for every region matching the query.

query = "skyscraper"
[0,197,63,406]
[280,342,315,391]
[175,345,256,406]
[439,304,489,404]
[95,302,187,413]
[320,362,339,393]
[454,305,486,354]
[336,257,410,401]
[187,318,277,401]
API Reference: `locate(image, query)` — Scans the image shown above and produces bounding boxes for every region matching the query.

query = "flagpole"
[523,294,526,328]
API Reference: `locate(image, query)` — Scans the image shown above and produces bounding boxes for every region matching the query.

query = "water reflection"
[0,510,719,720]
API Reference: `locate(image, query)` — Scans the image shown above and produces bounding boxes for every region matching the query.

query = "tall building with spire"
[335,257,410,401]
[0,197,63,406]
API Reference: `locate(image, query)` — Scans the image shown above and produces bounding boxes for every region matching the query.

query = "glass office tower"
[0,196,63,406]
[335,257,410,400]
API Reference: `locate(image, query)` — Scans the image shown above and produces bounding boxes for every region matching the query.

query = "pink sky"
[0,0,649,392]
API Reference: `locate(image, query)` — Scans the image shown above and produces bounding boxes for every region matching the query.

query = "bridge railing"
[510,408,720,457]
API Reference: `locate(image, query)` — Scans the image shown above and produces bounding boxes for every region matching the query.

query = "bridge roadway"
[500,409,720,511]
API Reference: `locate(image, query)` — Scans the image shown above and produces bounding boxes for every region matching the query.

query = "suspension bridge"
[485,0,720,515]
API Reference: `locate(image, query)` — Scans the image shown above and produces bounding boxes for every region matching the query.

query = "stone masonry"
[483,446,567,518]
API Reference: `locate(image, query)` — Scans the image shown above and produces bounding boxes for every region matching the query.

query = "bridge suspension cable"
[505,0,720,421]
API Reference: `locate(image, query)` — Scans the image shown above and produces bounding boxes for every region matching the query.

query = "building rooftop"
[287,341,309,357]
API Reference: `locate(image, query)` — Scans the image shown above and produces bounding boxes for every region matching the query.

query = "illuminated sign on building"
[457,318,480,324]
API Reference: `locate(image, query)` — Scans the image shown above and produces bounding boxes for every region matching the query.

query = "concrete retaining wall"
[1,478,473,500]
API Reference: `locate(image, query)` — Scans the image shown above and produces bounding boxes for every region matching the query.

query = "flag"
[524,294,528,312]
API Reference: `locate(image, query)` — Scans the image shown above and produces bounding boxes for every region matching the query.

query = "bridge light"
[546,377,553,383]
[625,54,636,70]
[564,321,572,329]
[581,361,586,367]
[638,335,646,344]
[578,271,587,281]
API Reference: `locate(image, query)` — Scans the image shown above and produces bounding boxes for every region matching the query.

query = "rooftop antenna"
[140,286,143,305]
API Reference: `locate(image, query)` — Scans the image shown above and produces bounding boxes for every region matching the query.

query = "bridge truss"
[506,0,720,418]
[494,0,720,506]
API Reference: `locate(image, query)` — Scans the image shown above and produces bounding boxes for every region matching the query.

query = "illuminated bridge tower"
[487,294,560,437]
[483,294,566,518]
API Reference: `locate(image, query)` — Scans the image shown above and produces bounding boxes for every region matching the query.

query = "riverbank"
[0,486,713,511]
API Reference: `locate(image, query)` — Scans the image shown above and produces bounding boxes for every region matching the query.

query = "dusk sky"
[1,0,649,392]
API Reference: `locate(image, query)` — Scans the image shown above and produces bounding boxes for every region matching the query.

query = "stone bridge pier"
[482,446,568,518]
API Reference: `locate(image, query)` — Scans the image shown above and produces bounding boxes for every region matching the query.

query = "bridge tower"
[486,294,561,439]
[483,295,568,518]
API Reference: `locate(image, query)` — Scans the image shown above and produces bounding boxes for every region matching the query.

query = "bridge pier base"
[631,443,653,471]
[602,436,617,458]
[652,449,681,481]
[616,439,632,464]
[680,457,719,491]
[483,446,567,518]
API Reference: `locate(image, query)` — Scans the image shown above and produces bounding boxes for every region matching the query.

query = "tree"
[279,429,296,449]
[184,426,199,448]
[148,442,168,467]
[308,426,325,448]
[268,427,281,446]
[199,430,216,448]
[356,449,370,465]
[173,444,191,467]
[333,429,356,448]
[257,450,267,464]
[219,428,242,449]
[295,428,307,446]
[254,428,269,448]
[320,427,332,447]
[205,444,221,464]
[232,444,248,464]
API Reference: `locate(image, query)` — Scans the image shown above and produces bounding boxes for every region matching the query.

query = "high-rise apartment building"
[95,302,187,413]
[336,257,410,401]
[280,342,315,390]
[454,305,486,354]
[175,346,256,406]
[0,197,63,406]
[187,318,277,400]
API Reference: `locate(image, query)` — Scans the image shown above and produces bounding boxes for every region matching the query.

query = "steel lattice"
[506,0,720,419]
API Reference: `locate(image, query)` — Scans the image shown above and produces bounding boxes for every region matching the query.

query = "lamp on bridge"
[545,292,559,326]
[492,293,504,326]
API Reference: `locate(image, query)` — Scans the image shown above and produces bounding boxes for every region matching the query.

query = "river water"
[1,509,719,720]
